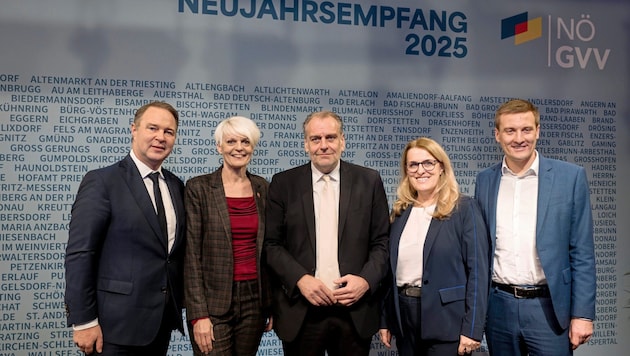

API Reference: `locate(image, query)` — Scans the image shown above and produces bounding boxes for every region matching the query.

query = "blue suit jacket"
[381,196,489,342]
[65,154,186,346]
[474,155,596,329]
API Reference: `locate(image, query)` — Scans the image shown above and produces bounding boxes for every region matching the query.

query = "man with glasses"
[264,110,390,356]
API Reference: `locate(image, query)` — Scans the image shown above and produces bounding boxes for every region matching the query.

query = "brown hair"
[495,99,539,129]
[134,101,179,126]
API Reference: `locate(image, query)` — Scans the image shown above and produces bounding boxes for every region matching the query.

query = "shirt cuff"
[73,318,99,330]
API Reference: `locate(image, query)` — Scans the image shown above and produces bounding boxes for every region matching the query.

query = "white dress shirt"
[493,153,547,285]
[131,149,176,253]
[396,205,434,287]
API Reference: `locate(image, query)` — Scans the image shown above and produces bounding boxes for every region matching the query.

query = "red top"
[227,196,258,281]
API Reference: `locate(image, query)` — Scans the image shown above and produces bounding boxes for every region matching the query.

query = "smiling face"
[405,147,443,201]
[131,106,177,170]
[495,111,540,174]
[304,115,345,174]
[217,134,253,170]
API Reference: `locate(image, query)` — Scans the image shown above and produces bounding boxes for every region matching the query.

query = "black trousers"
[282,306,371,356]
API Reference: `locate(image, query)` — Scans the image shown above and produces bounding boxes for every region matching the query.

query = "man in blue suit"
[475,99,595,355]
[65,101,186,355]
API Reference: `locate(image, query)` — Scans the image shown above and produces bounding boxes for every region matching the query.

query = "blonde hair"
[391,137,459,221]
[214,116,261,148]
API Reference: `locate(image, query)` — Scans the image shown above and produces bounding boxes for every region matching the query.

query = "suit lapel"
[209,170,232,243]
[536,157,554,239]
[164,169,185,253]
[299,165,317,254]
[338,162,352,244]
[120,155,167,250]
[423,215,442,270]
[250,174,267,257]
[488,164,502,241]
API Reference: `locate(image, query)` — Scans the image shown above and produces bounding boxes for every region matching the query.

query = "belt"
[398,285,422,298]
[492,282,550,299]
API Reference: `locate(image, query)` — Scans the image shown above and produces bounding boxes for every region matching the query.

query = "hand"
[458,335,480,355]
[73,325,103,354]
[569,318,593,350]
[297,274,336,306]
[379,328,392,348]
[264,316,273,332]
[193,317,215,354]
[331,275,369,306]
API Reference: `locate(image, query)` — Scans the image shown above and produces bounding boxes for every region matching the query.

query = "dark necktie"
[149,172,168,240]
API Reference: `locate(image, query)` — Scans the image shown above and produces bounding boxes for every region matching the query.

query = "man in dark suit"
[475,99,595,355]
[64,101,186,355]
[264,110,390,356]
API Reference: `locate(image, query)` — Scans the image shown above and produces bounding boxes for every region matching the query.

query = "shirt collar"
[501,150,539,177]
[130,149,163,179]
[311,161,340,183]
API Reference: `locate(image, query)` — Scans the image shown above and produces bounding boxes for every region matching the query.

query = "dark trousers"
[189,279,265,356]
[282,306,371,356]
[395,292,459,356]
[486,286,571,356]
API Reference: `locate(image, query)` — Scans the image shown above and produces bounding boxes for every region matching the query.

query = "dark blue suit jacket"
[381,196,489,342]
[474,155,596,329]
[65,154,185,346]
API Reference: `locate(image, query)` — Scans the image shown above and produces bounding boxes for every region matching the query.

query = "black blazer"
[264,160,390,342]
[65,154,186,346]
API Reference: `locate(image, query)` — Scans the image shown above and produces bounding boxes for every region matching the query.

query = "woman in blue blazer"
[379,137,490,356]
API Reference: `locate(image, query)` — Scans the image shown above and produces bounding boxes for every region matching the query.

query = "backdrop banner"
[0,1,627,355]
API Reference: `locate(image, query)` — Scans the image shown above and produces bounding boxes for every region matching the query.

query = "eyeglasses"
[406,160,440,173]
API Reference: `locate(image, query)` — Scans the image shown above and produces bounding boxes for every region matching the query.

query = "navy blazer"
[381,196,489,342]
[65,154,186,346]
[474,154,596,328]
[264,160,390,342]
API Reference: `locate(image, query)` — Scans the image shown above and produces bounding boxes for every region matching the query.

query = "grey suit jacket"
[264,160,390,342]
